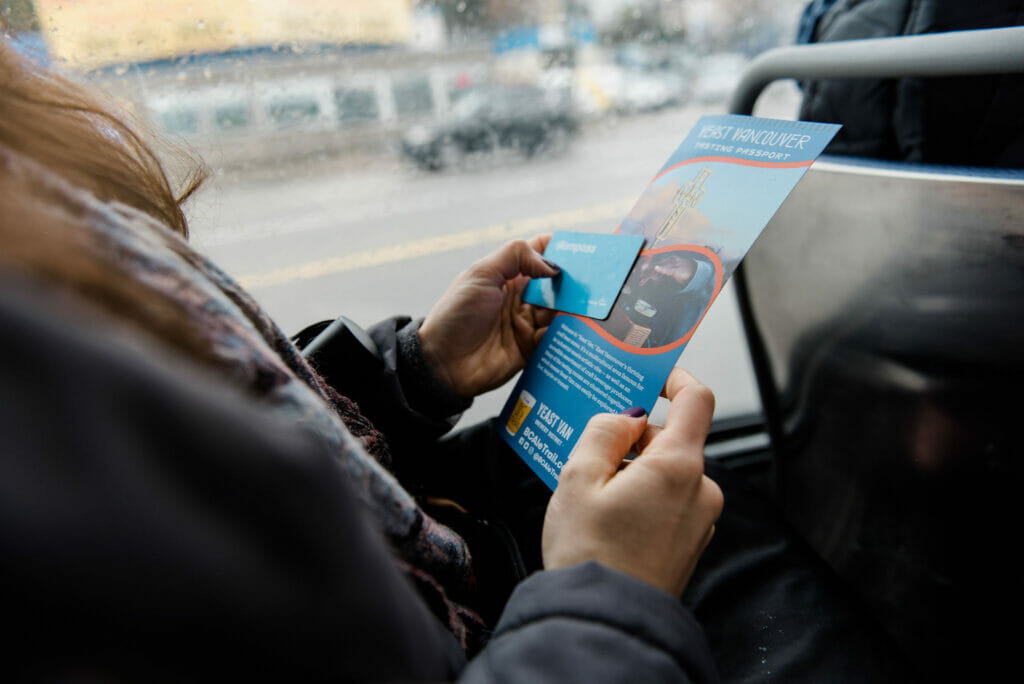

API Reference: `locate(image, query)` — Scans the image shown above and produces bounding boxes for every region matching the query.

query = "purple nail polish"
[542,258,561,273]
[620,406,646,418]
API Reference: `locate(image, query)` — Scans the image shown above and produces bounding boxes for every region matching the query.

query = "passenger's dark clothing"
[0,276,718,683]
[0,127,914,682]
[798,0,1024,166]
[411,419,919,683]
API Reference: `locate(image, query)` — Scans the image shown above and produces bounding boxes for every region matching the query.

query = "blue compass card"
[523,231,645,320]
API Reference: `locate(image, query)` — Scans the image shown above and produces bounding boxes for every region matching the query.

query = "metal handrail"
[727,25,1024,453]
[730,26,1024,115]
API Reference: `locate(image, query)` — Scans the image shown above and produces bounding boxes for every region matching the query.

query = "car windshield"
[2,0,811,426]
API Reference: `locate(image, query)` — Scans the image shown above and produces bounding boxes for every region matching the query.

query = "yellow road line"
[238,198,634,290]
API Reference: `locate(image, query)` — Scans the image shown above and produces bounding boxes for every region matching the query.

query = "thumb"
[561,410,648,487]
[477,239,560,286]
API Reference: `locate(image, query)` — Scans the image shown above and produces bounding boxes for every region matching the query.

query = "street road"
[188,86,800,427]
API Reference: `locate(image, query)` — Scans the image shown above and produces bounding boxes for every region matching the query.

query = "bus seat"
[726,27,1024,676]
[736,157,1024,675]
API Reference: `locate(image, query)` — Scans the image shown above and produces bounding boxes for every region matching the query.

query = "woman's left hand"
[418,236,559,398]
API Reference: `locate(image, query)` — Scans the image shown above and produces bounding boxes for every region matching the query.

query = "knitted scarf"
[0,145,486,650]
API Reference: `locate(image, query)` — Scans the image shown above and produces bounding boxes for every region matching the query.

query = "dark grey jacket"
[798,0,1024,166]
[0,275,717,683]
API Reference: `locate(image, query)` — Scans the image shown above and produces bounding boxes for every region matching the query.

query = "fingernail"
[542,258,561,273]
[620,406,646,418]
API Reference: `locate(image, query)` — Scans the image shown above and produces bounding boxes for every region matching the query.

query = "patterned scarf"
[1,145,486,650]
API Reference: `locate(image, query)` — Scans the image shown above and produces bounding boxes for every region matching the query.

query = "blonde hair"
[0,37,215,364]
[0,38,205,237]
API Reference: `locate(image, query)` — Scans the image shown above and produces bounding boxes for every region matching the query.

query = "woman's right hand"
[541,367,724,597]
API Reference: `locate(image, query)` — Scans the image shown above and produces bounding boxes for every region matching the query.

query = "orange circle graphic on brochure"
[574,244,724,356]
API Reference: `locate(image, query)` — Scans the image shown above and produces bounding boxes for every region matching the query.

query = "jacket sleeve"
[295,315,471,464]
[461,562,719,684]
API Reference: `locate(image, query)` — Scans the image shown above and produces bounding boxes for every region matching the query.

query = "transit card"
[522,231,645,320]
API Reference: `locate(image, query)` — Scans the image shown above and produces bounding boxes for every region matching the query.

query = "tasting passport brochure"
[499,114,840,490]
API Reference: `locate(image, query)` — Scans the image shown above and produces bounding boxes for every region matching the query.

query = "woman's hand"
[542,367,724,597]
[418,236,559,398]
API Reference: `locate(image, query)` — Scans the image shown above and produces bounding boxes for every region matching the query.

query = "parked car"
[400,84,577,170]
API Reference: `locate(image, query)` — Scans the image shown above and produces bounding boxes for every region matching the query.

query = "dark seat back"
[738,157,1024,671]
[728,27,1024,674]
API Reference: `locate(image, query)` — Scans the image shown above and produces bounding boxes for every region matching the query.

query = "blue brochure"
[522,231,645,320]
[500,114,841,490]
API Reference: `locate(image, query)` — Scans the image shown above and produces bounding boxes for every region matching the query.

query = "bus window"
[15,0,805,427]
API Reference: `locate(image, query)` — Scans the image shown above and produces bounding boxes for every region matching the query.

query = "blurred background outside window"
[2,0,811,427]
